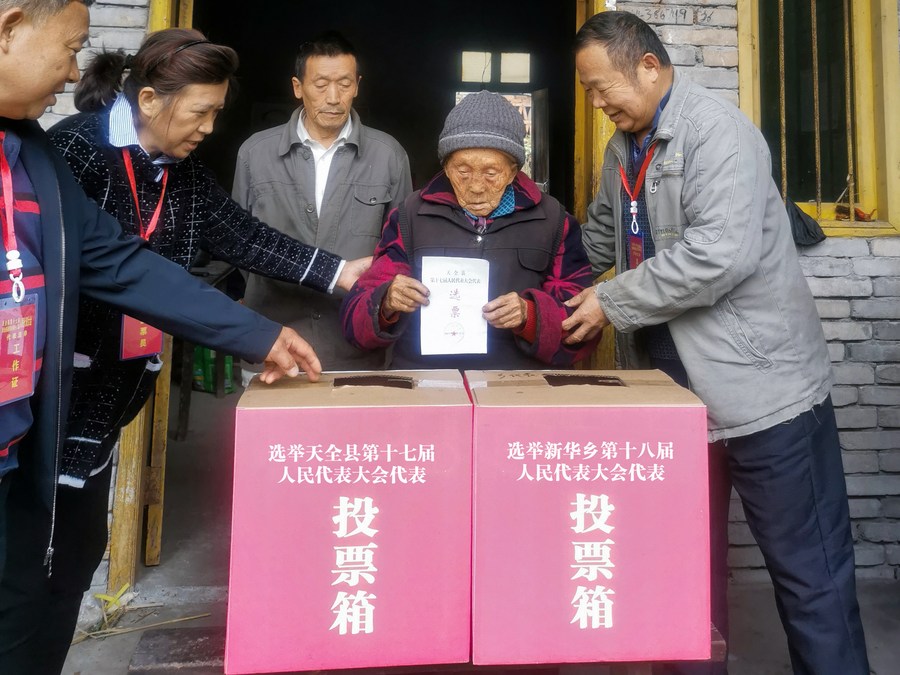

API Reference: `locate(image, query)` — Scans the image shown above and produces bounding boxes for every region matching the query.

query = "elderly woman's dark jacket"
[340,171,596,369]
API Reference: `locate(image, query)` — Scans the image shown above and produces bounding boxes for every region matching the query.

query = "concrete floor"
[63,382,900,675]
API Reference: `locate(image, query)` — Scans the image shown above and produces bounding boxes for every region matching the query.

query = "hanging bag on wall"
[786,200,827,247]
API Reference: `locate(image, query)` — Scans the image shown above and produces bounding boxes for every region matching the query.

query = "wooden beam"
[148,0,176,31]
[574,1,617,370]
[573,0,614,222]
[736,0,760,125]
[108,401,152,594]
[144,336,174,567]
[851,0,878,215]
[178,0,194,28]
[872,0,900,226]
[573,0,594,224]
[591,269,617,370]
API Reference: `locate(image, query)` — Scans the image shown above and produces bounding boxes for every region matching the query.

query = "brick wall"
[616,0,740,105]
[39,0,149,130]
[730,239,900,582]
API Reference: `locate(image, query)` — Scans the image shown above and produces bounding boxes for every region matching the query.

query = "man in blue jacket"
[0,2,322,672]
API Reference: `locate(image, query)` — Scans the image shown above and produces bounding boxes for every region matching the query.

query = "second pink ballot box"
[467,370,711,666]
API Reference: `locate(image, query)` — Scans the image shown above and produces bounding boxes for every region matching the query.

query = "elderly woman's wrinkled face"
[445,149,518,217]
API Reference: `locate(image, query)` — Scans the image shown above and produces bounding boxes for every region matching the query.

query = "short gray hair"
[0,0,94,24]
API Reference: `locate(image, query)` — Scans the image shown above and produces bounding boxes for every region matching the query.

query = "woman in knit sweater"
[42,27,367,637]
[48,28,369,488]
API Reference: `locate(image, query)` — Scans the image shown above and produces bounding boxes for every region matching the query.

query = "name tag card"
[628,233,644,269]
[120,314,163,360]
[0,294,37,406]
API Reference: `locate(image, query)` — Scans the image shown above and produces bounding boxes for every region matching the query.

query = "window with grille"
[757,0,860,221]
[746,0,900,231]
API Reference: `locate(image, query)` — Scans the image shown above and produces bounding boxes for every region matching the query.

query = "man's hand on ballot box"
[562,286,609,344]
[259,327,323,384]
[382,274,431,319]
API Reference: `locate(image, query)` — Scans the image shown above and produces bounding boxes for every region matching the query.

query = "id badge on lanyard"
[628,232,644,268]
[620,143,656,271]
[0,131,38,406]
[0,293,37,406]
[120,149,167,361]
[120,314,164,360]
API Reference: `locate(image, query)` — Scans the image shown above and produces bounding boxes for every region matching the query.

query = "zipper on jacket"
[45,183,66,577]
[607,139,628,275]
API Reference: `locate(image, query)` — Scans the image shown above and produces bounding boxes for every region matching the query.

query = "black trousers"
[0,463,112,675]
[654,358,869,675]
[721,396,868,674]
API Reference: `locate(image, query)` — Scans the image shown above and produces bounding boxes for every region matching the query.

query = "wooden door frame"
[574,0,616,370]
[149,0,194,30]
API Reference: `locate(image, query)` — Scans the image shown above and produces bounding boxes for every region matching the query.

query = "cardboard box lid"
[237,370,471,409]
[465,370,705,407]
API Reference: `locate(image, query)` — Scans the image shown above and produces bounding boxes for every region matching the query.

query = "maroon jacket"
[340,171,596,369]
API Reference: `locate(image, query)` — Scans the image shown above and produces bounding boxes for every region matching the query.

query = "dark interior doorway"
[190,0,576,207]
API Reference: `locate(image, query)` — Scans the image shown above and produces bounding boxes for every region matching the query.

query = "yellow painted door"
[574,0,617,369]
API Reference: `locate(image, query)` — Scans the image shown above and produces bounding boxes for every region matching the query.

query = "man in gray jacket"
[563,12,868,675]
[234,31,412,375]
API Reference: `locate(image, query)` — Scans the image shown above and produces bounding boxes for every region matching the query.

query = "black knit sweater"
[48,108,341,484]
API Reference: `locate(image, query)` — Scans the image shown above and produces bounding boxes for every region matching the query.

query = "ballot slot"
[542,373,625,387]
[333,374,415,389]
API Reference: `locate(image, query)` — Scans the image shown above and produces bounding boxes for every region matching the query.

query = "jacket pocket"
[715,296,775,371]
[351,185,392,235]
[517,247,551,273]
[659,154,685,175]
[249,183,305,226]
[646,153,685,203]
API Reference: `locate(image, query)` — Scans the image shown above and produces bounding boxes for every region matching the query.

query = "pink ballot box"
[226,371,473,674]
[467,370,710,665]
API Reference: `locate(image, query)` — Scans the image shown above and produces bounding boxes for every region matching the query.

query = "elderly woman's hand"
[382,274,430,319]
[483,292,527,330]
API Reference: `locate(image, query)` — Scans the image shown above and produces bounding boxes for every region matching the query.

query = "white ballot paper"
[420,256,489,355]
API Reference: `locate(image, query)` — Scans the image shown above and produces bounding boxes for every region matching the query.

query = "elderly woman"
[341,91,595,368]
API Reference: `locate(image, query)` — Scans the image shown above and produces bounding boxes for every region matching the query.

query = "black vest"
[391,191,564,370]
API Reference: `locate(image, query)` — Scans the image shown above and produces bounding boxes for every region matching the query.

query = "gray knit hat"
[438,91,526,168]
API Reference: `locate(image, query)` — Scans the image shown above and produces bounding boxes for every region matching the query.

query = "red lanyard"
[0,132,24,303]
[619,143,657,236]
[122,149,169,240]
